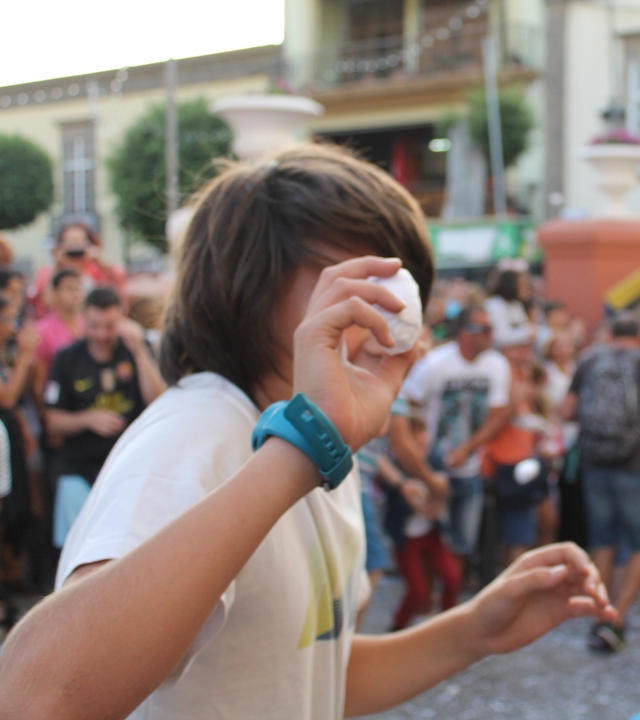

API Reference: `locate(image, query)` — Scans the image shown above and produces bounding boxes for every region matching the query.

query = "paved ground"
[359,575,640,720]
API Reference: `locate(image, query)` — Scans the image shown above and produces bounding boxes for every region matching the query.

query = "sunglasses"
[464,322,492,335]
[65,248,86,258]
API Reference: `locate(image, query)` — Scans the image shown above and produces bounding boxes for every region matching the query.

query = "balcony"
[298,23,541,93]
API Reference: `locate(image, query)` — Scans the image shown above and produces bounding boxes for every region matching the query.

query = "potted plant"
[210,94,324,161]
[580,128,640,218]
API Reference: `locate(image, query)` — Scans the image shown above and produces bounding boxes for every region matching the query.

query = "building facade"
[2,0,640,272]
[0,47,280,270]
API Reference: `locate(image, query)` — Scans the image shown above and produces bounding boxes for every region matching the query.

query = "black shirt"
[45,339,146,484]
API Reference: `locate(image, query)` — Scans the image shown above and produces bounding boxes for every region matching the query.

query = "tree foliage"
[107,97,232,250]
[468,88,534,168]
[0,134,54,230]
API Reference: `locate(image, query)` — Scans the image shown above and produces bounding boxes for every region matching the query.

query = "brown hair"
[0,233,15,267]
[57,221,101,247]
[160,143,434,402]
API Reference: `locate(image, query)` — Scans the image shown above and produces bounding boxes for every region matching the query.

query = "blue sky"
[0,0,284,87]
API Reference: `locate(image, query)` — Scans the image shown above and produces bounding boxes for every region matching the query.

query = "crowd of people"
[0,224,634,653]
[0,222,165,629]
[358,265,640,655]
[0,221,635,651]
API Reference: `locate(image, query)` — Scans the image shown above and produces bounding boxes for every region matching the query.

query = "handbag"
[496,459,548,511]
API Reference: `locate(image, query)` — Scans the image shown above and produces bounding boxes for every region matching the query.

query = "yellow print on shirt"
[92,392,134,415]
[74,377,94,393]
[297,518,361,648]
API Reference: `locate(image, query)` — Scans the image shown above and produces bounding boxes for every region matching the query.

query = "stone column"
[539,219,640,335]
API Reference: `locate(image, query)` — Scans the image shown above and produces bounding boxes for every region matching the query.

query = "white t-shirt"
[402,343,511,478]
[56,372,367,720]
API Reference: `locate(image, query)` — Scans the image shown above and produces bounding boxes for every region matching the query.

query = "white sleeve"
[487,354,512,408]
[0,420,10,499]
[55,396,255,683]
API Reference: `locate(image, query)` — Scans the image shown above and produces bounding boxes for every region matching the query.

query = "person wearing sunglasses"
[402,305,512,574]
[0,297,39,630]
[30,222,126,319]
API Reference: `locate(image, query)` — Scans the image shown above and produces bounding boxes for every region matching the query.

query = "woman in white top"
[484,269,534,349]
[544,331,579,450]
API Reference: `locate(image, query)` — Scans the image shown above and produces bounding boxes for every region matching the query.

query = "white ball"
[513,458,541,485]
[369,268,423,355]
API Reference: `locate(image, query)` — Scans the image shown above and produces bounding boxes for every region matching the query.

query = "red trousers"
[393,529,462,630]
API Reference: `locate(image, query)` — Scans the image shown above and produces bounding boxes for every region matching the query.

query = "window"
[348,0,403,43]
[628,58,640,135]
[61,121,96,216]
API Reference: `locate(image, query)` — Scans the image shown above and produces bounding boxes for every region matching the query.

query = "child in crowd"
[0,144,615,720]
[385,413,461,630]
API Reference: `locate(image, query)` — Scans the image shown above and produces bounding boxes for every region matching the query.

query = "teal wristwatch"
[251,393,353,491]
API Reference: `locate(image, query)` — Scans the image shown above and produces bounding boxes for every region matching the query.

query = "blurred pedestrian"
[0,297,39,615]
[44,288,165,549]
[484,269,534,349]
[33,269,85,402]
[386,414,461,630]
[30,222,126,319]
[562,312,640,653]
[402,305,511,569]
[483,340,552,565]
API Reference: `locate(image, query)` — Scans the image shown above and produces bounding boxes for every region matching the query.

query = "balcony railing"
[291,23,541,93]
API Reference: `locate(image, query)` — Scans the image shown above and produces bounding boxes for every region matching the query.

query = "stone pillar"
[539,219,640,335]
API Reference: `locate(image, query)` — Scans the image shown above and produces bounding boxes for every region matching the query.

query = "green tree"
[0,134,54,230]
[107,97,231,251]
[468,87,534,168]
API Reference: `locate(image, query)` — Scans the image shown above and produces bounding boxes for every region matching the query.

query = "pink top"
[30,262,127,319]
[36,313,84,376]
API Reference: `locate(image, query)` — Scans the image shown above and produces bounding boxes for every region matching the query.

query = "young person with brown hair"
[0,144,615,720]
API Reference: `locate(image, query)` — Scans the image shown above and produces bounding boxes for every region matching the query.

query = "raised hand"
[85,409,126,437]
[118,318,146,356]
[16,322,40,357]
[293,256,419,451]
[467,543,617,657]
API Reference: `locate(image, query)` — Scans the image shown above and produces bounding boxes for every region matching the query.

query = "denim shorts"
[583,467,640,551]
[361,490,390,573]
[499,505,536,548]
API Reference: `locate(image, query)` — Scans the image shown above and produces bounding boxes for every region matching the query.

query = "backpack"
[577,348,640,466]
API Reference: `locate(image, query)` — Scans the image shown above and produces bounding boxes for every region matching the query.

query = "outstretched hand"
[467,543,617,657]
[293,256,418,451]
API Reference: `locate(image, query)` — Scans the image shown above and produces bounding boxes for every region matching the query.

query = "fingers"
[507,542,591,576]
[308,256,402,312]
[504,543,612,607]
[502,561,612,614]
[567,597,619,622]
[500,564,569,600]
[308,277,407,318]
[296,296,396,352]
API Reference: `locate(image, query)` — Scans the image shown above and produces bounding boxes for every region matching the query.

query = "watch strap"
[251,393,353,491]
